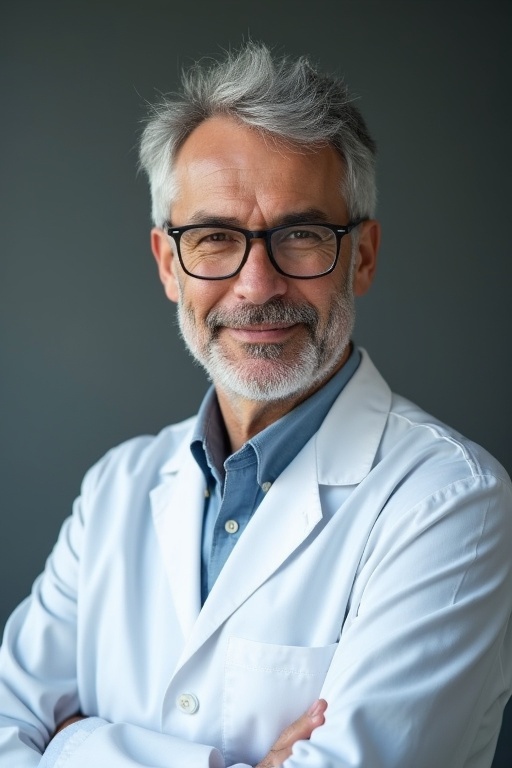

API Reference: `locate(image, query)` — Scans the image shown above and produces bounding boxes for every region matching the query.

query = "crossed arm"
[2,449,512,766]
[52,700,328,768]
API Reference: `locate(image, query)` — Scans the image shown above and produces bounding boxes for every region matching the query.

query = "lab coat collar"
[315,349,392,486]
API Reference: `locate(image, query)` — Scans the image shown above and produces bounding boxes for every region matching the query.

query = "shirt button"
[225,519,239,534]
[176,693,199,714]
[261,481,272,493]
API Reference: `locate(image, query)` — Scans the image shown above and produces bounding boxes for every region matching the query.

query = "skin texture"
[151,115,380,452]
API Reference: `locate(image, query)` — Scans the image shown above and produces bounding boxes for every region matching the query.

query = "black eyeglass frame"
[163,218,367,280]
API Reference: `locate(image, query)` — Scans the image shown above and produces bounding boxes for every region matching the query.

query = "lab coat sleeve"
[284,472,512,768]
[35,718,226,768]
[0,463,232,768]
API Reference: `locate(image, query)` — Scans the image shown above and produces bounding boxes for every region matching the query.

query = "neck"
[216,348,350,453]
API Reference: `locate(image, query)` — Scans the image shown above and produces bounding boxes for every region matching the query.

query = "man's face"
[152,116,378,404]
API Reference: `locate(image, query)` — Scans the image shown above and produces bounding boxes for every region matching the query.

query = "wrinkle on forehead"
[171,116,347,226]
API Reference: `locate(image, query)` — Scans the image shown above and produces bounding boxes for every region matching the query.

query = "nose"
[232,238,288,304]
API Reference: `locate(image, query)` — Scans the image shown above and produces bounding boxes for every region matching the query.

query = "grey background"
[1,1,510,764]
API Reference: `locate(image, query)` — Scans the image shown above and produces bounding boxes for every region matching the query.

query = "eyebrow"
[277,209,331,226]
[184,208,331,229]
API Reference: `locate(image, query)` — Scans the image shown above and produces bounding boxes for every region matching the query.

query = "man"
[0,42,511,768]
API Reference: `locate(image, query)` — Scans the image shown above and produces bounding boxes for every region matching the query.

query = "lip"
[223,323,298,343]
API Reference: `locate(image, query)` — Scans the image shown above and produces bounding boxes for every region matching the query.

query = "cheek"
[179,283,225,327]
[184,277,233,310]
[297,284,336,321]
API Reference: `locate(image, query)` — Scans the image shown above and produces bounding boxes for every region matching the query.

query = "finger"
[254,700,328,768]
[271,699,327,752]
[54,714,85,735]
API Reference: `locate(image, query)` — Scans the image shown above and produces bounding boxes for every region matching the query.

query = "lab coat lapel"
[173,436,323,671]
[150,442,205,640]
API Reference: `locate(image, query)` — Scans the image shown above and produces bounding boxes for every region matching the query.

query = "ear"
[352,219,380,297]
[151,227,180,303]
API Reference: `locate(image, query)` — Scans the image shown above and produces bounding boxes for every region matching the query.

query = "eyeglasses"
[163,219,366,280]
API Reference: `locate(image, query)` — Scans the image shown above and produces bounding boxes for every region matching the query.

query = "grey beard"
[177,294,354,402]
[238,343,285,359]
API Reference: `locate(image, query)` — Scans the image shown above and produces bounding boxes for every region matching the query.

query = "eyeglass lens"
[179,225,338,278]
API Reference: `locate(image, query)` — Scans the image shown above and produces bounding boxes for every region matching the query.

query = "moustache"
[205,299,319,332]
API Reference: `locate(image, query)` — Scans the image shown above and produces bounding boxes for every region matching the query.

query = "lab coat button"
[177,693,199,714]
[225,519,239,534]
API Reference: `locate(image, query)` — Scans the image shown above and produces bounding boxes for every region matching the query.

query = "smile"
[223,323,299,343]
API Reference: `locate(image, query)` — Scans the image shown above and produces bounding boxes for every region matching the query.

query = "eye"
[194,229,245,247]
[202,231,233,242]
[285,229,317,240]
[276,226,327,248]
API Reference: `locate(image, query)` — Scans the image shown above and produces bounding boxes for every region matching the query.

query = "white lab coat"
[0,350,511,768]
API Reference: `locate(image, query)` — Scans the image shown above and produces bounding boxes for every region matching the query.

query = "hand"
[255,699,327,768]
[54,713,86,736]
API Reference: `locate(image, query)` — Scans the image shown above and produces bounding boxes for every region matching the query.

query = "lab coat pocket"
[223,635,337,766]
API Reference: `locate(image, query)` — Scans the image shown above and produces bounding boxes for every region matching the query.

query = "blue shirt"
[191,347,361,604]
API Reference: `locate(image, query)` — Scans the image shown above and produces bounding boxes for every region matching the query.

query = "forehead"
[171,116,347,224]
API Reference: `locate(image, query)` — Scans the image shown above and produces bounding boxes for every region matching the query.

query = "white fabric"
[0,350,511,768]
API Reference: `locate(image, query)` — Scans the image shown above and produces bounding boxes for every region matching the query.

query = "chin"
[206,352,331,403]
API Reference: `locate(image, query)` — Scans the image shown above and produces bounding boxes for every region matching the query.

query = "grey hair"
[139,43,377,226]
